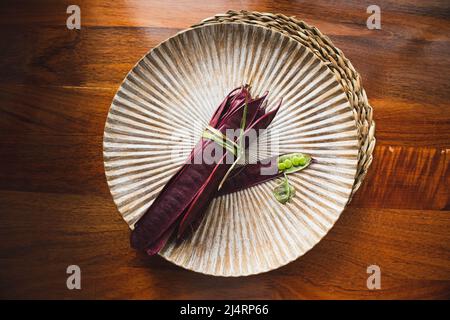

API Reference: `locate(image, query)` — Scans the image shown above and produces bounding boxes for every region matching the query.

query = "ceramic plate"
[103,23,358,276]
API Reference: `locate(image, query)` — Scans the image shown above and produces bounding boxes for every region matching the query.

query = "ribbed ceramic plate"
[103,23,359,276]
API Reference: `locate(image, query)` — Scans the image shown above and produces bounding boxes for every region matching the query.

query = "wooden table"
[0,0,449,299]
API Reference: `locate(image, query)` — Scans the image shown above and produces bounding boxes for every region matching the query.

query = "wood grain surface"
[0,0,449,299]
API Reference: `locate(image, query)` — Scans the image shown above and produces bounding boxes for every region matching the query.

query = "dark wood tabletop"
[0,0,449,299]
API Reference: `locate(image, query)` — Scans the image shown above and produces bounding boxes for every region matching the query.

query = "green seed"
[298,156,307,166]
[284,159,293,169]
[278,162,286,171]
[292,156,301,166]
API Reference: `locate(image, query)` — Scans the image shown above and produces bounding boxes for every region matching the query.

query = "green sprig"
[273,172,295,204]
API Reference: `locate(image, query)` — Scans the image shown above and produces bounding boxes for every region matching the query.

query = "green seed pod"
[277,152,312,174]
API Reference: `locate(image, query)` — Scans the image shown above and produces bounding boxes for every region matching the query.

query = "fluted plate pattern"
[103,23,358,276]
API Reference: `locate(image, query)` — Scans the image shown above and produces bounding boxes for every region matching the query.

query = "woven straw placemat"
[193,10,376,202]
